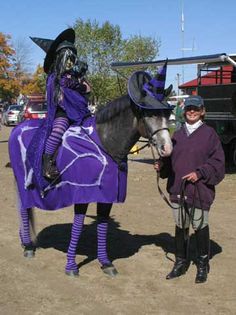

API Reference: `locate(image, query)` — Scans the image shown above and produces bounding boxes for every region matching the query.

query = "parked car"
[1,104,23,126]
[17,98,47,123]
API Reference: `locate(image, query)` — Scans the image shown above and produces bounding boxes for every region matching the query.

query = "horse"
[9,92,173,277]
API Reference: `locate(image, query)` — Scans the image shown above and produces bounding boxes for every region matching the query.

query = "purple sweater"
[162,123,225,210]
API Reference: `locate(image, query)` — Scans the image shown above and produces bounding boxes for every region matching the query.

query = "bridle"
[129,127,170,155]
[129,109,170,156]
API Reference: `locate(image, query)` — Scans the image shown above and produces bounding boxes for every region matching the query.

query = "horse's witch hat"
[30,28,76,73]
[128,60,174,110]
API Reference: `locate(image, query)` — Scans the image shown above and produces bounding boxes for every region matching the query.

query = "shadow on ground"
[36,216,222,268]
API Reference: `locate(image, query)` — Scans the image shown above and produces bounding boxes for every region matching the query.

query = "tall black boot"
[42,154,59,180]
[195,225,210,283]
[166,226,190,280]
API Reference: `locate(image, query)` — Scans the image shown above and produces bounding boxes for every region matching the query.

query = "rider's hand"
[81,79,91,93]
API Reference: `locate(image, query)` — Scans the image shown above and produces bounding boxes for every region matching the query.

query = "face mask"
[70,60,88,79]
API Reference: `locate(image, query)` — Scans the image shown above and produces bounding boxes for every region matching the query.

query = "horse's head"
[128,61,174,158]
[136,107,173,158]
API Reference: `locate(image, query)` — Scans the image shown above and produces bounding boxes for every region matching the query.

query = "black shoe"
[42,154,59,180]
[166,257,189,280]
[195,255,209,283]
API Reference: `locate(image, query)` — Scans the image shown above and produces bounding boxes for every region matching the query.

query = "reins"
[155,166,204,231]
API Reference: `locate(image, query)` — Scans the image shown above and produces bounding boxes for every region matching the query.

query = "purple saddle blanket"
[9,117,127,211]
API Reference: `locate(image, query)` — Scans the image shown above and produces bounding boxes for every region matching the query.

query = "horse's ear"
[164,84,173,97]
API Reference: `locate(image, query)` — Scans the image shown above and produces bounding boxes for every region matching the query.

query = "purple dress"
[26,73,91,191]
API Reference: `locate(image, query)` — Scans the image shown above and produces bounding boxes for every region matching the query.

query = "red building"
[179,66,235,95]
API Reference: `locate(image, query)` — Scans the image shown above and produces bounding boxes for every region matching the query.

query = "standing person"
[27,29,91,189]
[155,95,225,283]
[175,99,185,129]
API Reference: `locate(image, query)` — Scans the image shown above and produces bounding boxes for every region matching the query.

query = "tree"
[12,37,33,92]
[12,37,33,75]
[111,35,161,97]
[0,32,20,102]
[73,19,161,106]
[21,65,46,95]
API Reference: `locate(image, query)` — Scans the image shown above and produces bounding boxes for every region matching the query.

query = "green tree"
[112,35,161,97]
[73,19,160,106]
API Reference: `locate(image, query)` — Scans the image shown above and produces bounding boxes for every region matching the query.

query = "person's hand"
[154,160,163,172]
[82,80,91,93]
[182,172,199,183]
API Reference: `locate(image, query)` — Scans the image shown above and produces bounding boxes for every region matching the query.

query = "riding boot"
[42,153,59,180]
[166,226,190,280]
[195,225,210,283]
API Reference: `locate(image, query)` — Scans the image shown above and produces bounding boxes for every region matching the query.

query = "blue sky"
[1,0,236,92]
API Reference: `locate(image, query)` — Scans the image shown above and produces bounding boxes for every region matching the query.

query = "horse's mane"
[95,95,131,123]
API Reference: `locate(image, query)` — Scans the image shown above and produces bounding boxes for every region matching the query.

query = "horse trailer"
[197,81,236,167]
[111,53,236,167]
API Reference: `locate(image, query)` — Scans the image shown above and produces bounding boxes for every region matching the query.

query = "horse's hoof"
[65,269,79,277]
[23,249,35,258]
[101,263,118,277]
[22,243,36,258]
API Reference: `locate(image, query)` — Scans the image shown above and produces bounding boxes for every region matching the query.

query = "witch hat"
[149,59,168,101]
[30,28,76,73]
[128,60,174,110]
[30,37,53,54]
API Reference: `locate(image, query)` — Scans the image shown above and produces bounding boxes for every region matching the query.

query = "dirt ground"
[0,124,236,315]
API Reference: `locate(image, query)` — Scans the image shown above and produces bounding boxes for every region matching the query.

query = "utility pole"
[176,73,181,95]
[181,0,185,83]
[180,0,196,84]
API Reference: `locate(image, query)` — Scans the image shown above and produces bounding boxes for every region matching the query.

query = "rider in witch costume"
[27,28,91,192]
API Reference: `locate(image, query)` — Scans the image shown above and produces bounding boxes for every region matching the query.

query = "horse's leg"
[20,207,36,258]
[65,203,88,276]
[97,203,118,277]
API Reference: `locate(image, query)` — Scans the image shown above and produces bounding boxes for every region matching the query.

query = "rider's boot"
[42,153,59,180]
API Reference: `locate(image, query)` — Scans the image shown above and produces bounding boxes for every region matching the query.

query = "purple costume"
[9,74,127,211]
[163,123,225,210]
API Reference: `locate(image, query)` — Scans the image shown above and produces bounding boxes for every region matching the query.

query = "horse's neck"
[96,105,140,164]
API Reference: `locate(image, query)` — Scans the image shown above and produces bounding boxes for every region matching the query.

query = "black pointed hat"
[30,28,76,73]
[128,60,174,110]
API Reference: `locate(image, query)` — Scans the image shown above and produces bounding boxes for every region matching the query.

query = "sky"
[1,0,236,92]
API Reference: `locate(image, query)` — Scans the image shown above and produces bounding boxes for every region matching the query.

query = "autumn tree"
[22,65,46,95]
[12,37,33,92]
[0,32,20,102]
